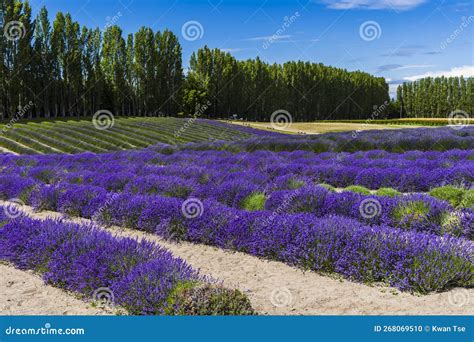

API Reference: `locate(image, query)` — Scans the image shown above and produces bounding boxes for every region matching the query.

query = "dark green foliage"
[397,77,473,117]
[0,2,183,120]
[186,46,390,120]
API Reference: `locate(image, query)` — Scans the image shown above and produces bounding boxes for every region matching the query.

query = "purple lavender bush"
[0,209,255,315]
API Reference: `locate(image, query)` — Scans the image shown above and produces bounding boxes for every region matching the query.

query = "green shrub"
[429,186,465,207]
[318,183,336,192]
[459,190,474,209]
[288,178,305,189]
[343,185,371,195]
[241,192,266,211]
[392,201,430,227]
[167,283,255,315]
[375,187,401,197]
[440,212,465,237]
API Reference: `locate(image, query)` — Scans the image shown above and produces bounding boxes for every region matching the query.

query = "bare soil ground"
[0,263,110,315]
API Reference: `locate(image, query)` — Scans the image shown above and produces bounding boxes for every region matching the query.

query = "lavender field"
[0,123,472,315]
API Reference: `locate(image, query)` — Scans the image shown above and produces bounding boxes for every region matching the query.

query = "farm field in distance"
[226,120,424,134]
[226,118,474,135]
[0,117,253,154]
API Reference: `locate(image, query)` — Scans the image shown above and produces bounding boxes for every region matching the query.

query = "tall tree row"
[397,77,473,117]
[1,0,34,119]
[0,1,183,120]
[185,47,390,120]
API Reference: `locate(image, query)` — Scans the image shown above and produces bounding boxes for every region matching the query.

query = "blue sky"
[31,0,473,97]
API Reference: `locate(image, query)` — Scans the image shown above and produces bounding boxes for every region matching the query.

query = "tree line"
[1,1,182,120]
[1,0,470,122]
[396,77,473,117]
[185,47,390,121]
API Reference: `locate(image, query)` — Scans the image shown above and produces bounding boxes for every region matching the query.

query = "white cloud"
[395,64,435,70]
[376,64,435,73]
[404,65,474,81]
[321,0,427,10]
[220,48,244,53]
[243,35,292,42]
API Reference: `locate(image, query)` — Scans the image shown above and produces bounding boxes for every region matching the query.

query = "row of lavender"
[21,179,474,239]
[1,149,472,192]
[2,171,472,239]
[0,208,254,315]
[2,190,471,294]
[160,126,474,153]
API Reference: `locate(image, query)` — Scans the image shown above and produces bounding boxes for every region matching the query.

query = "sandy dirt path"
[0,201,472,315]
[0,264,109,315]
[0,146,17,154]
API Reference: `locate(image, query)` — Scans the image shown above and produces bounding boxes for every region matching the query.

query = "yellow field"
[225,121,424,135]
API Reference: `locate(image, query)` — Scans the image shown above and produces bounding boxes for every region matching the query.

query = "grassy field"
[0,117,251,154]
[225,121,425,135]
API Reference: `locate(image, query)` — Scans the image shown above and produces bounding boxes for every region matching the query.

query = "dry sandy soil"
[226,121,423,135]
[0,146,16,154]
[0,264,110,315]
[0,201,472,316]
